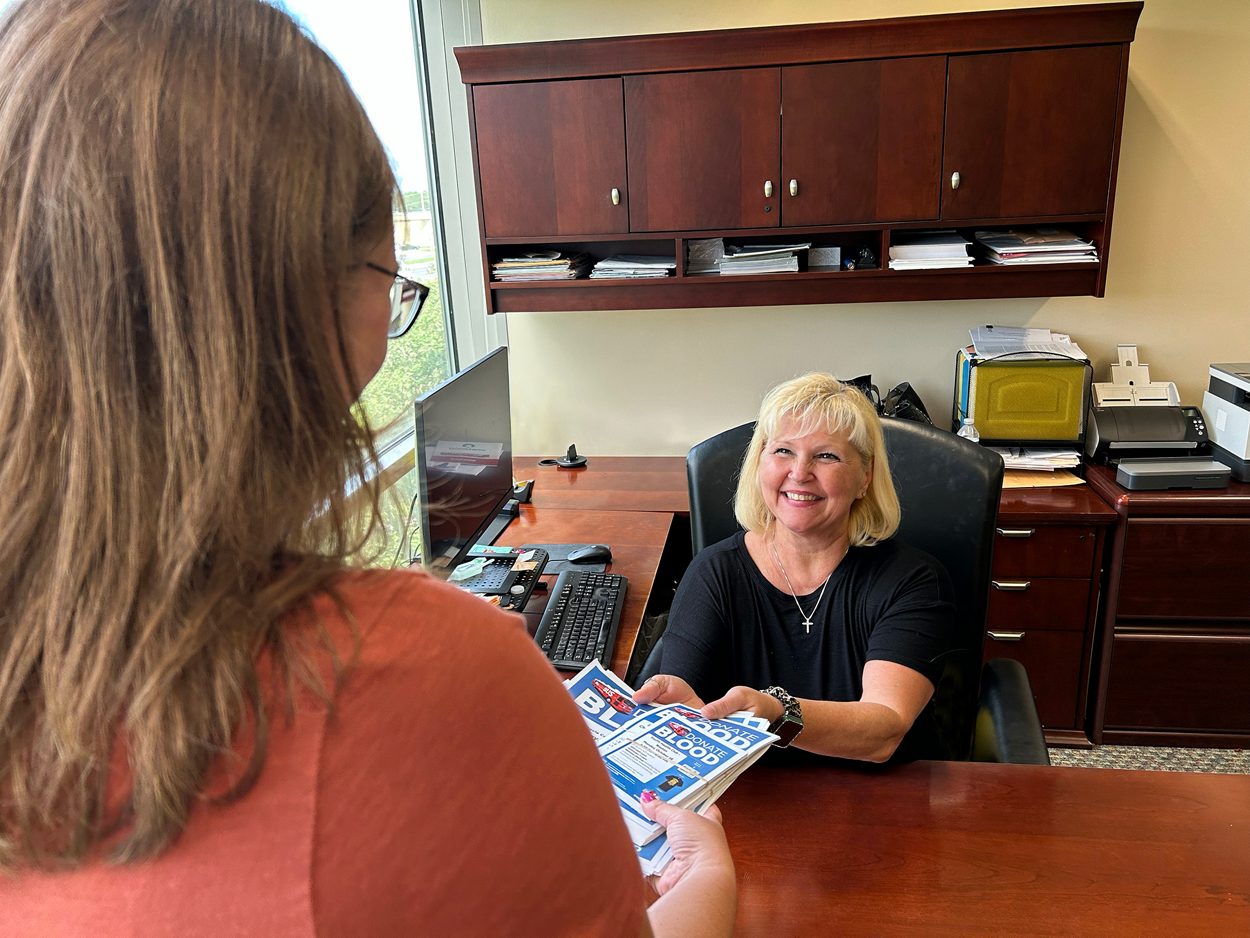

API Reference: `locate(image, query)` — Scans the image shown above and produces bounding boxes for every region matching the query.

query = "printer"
[1202,362,1250,481]
[1085,345,1211,464]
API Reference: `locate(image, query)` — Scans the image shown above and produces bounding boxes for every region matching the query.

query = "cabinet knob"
[789,178,798,197]
[995,527,1035,538]
[992,580,1031,592]
[950,171,961,190]
[987,630,1026,642]
[610,187,621,206]
[763,180,773,198]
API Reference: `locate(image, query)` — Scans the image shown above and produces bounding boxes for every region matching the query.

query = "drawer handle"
[987,630,1025,642]
[764,179,774,198]
[610,187,621,206]
[992,580,1031,592]
[995,527,1035,538]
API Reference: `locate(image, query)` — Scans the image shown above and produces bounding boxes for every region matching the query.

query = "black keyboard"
[535,570,628,669]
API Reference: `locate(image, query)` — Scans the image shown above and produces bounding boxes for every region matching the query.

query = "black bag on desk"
[881,382,933,425]
[842,375,934,425]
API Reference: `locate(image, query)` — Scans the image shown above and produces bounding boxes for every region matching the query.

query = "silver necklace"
[767,540,845,634]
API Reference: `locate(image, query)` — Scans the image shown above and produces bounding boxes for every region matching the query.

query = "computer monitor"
[414,347,513,572]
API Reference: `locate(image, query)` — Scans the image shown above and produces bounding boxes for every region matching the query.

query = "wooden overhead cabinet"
[456,3,1143,313]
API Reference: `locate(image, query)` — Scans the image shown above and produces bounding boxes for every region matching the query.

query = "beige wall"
[473,0,1250,455]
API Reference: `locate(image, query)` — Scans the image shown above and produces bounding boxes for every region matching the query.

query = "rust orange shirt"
[0,570,646,936]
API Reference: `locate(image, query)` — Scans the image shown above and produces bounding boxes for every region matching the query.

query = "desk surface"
[516,454,1120,523]
[514,456,689,513]
[721,760,1250,935]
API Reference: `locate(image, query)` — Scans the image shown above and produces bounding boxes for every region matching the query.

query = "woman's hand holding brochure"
[564,661,775,881]
[642,797,737,937]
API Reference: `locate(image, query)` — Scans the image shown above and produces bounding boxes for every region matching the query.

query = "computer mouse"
[567,544,612,564]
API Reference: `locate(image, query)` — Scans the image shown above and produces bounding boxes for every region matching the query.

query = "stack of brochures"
[975,228,1099,265]
[589,255,676,279]
[491,250,591,281]
[564,661,776,876]
[888,229,973,270]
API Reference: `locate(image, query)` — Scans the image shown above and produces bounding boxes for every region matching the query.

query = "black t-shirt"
[658,531,956,761]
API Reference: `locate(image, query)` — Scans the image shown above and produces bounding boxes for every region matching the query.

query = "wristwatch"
[762,686,804,748]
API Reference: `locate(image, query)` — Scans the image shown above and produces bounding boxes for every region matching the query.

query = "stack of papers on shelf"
[990,446,1084,471]
[564,661,776,876]
[975,228,1099,265]
[491,250,591,281]
[589,254,676,279]
[718,243,810,275]
[686,238,725,275]
[888,229,973,270]
[969,325,1088,361]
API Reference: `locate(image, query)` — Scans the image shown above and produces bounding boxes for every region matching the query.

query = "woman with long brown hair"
[0,1,734,933]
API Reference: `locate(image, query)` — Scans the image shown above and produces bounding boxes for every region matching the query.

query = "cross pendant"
[802,618,812,634]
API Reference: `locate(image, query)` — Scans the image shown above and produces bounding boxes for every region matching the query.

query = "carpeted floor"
[1048,744,1250,774]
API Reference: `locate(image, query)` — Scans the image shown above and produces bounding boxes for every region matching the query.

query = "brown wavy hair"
[0,0,396,866]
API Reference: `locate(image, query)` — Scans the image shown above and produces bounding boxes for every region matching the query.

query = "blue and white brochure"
[563,660,776,861]
[604,711,774,846]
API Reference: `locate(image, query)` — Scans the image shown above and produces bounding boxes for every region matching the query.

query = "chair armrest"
[972,658,1051,765]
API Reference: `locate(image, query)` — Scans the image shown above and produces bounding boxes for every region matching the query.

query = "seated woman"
[0,1,734,933]
[636,373,955,763]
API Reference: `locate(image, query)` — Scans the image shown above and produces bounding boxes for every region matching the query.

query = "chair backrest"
[685,417,1004,758]
[686,421,756,555]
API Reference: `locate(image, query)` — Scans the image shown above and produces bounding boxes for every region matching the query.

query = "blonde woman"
[0,1,733,933]
[638,374,956,763]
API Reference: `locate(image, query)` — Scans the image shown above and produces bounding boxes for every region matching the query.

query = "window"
[285,0,454,447]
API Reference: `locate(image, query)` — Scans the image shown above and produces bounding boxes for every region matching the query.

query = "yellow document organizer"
[953,348,1091,444]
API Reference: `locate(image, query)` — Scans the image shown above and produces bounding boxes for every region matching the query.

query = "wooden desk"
[721,760,1250,935]
[513,456,688,513]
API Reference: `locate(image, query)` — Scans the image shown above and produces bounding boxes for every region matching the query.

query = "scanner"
[1085,405,1209,464]
[1085,344,1211,465]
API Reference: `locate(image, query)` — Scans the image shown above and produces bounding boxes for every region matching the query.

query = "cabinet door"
[472,78,628,237]
[984,629,1084,729]
[781,57,944,226]
[625,69,779,232]
[941,45,1123,220]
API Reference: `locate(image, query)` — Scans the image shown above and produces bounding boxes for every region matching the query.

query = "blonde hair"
[734,373,901,545]
[0,0,396,866]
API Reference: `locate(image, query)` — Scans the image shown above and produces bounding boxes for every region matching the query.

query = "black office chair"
[643,417,1049,765]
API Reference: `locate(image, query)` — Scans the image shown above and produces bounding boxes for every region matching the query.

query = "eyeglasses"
[365,262,430,339]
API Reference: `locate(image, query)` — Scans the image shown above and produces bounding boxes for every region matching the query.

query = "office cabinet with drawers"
[1085,466,1250,746]
[986,485,1116,745]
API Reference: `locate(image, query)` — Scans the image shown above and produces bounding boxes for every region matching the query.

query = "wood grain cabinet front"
[1085,464,1250,746]
[941,45,1124,220]
[471,78,629,237]
[983,523,1104,740]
